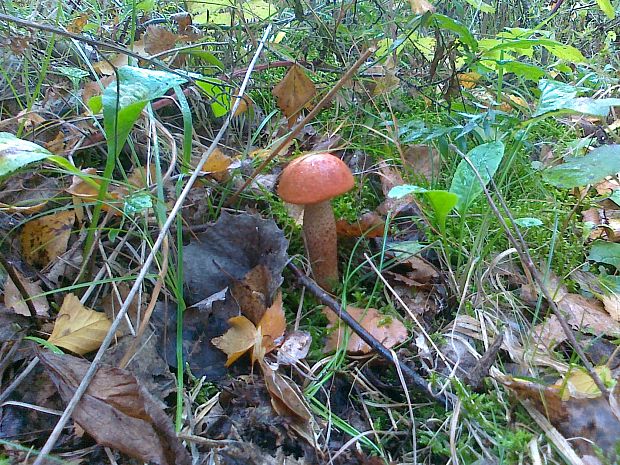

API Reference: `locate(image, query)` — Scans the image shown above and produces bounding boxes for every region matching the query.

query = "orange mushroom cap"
[277,153,354,205]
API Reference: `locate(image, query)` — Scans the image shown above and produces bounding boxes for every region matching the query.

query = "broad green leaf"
[542,145,620,188]
[388,185,428,198]
[189,0,275,25]
[514,217,543,227]
[103,67,187,158]
[425,190,459,233]
[501,61,546,80]
[463,0,495,13]
[387,241,425,260]
[388,185,457,232]
[449,141,505,212]
[183,49,224,70]
[595,0,615,19]
[485,39,585,62]
[196,78,231,117]
[0,132,53,177]
[589,241,620,270]
[534,80,620,117]
[431,14,478,51]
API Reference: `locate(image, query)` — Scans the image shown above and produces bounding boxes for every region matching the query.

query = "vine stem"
[32,24,272,464]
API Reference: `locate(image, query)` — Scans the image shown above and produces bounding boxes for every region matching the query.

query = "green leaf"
[0,132,53,177]
[449,141,505,212]
[589,241,620,270]
[543,145,620,188]
[24,336,64,354]
[501,61,546,80]
[425,190,458,233]
[595,0,616,19]
[387,241,425,260]
[463,0,495,13]
[103,66,187,158]
[182,49,224,70]
[485,39,585,62]
[514,217,543,227]
[431,14,478,51]
[388,185,457,233]
[195,78,231,117]
[124,192,153,215]
[535,79,620,117]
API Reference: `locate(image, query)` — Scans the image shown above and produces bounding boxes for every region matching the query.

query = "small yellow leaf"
[272,65,316,127]
[408,0,435,14]
[201,148,232,173]
[48,293,112,355]
[458,71,481,89]
[21,210,75,268]
[211,315,257,366]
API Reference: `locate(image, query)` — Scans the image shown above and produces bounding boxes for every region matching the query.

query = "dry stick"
[287,262,453,408]
[0,252,36,317]
[449,145,610,399]
[228,47,375,205]
[32,24,273,465]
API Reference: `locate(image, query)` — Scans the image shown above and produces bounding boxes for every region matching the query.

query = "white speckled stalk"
[303,201,338,292]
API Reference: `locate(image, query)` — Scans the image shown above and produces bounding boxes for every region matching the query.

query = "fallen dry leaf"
[558,293,620,336]
[21,210,75,268]
[336,211,386,238]
[67,14,89,33]
[408,0,435,13]
[582,207,620,242]
[457,71,481,89]
[277,330,312,366]
[3,270,49,316]
[212,291,286,366]
[143,26,178,55]
[403,144,442,182]
[324,306,408,354]
[272,64,316,127]
[48,293,112,355]
[377,161,412,215]
[38,350,191,465]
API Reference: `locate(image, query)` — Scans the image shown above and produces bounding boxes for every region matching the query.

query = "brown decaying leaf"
[144,26,178,55]
[376,161,411,215]
[67,14,89,33]
[272,64,316,127]
[277,330,312,366]
[502,375,620,460]
[323,306,408,354]
[4,270,49,316]
[20,210,75,268]
[336,211,386,238]
[48,293,112,355]
[38,350,191,465]
[582,207,620,242]
[403,144,442,182]
[533,293,620,350]
[212,291,286,366]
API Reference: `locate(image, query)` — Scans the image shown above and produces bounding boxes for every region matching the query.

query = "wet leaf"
[0,132,53,177]
[3,270,49,316]
[20,210,75,268]
[272,65,316,127]
[48,293,112,355]
[38,350,191,465]
[324,306,408,354]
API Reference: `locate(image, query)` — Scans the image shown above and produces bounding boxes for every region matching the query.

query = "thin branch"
[32,24,273,465]
[287,262,453,408]
[0,252,35,317]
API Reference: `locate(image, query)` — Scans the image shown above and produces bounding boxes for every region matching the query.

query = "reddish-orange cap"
[277,153,354,205]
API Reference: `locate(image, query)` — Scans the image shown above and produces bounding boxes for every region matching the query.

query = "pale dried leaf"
[559,293,620,337]
[324,306,408,354]
[277,331,311,366]
[403,144,442,182]
[211,316,257,367]
[4,271,49,316]
[144,26,178,55]
[408,0,435,13]
[48,293,112,355]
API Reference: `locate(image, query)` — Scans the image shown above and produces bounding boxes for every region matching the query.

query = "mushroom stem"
[303,201,339,292]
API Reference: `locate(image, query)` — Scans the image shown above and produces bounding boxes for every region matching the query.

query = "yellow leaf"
[48,294,112,355]
[201,148,232,173]
[21,210,75,268]
[458,71,481,89]
[211,315,257,366]
[408,0,435,14]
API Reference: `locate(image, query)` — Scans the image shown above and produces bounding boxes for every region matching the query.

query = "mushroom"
[278,152,354,291]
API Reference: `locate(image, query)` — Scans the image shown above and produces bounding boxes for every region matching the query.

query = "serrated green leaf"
[0,132,53,177]
[543,145,620,188]
[196,78,231,117]
[103,66,187,158]
[449,141,505,212]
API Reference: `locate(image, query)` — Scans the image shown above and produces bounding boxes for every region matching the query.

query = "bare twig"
[32,24,273,464]
[449,144,610,399]
[0,252,36,317]
[287,262,453,408]
[228,47,375,204]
